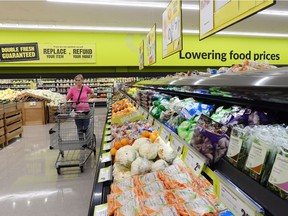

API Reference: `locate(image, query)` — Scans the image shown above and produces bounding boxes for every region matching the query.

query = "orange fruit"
[120,138,130,146]
[110,147,117,156]
[114,141,122,150]
[142,130,151,138]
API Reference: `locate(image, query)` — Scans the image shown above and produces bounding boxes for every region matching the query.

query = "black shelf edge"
[88,107,112,216]
[216,159,288,216]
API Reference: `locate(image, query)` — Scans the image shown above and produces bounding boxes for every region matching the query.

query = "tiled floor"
[0,107,107,216]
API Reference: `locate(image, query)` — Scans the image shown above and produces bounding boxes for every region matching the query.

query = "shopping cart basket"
[49,101,96,174]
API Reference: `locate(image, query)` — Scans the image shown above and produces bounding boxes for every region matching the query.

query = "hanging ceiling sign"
[200,0,275,40]
[139,40,144,70]
[146,24,156,66]
[162,0,183,59]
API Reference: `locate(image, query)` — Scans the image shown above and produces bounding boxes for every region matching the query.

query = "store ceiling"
[0,0,287,37]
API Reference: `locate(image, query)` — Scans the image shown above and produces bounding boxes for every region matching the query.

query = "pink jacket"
[66,86,93,111]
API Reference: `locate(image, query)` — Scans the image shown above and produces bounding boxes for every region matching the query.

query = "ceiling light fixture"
[46,0,198,10]
[1,23,288,38]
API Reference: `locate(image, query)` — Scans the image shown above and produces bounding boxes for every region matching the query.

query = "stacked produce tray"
[4,102,23,145]
[0,105,4,148]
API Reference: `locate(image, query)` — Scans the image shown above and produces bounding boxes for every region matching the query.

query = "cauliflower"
[115,145,138,168]
[172,157,186,167]
[157,137,177,163]
[131,157,151,176]
[139,143,158,160]
[151,159,169,172]
[113,162,130,177]
[132,137,151,152]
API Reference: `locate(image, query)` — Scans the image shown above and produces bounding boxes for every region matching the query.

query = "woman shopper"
[66,74,94,141]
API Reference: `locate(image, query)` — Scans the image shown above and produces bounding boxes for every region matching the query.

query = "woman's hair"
[74,74,84,80]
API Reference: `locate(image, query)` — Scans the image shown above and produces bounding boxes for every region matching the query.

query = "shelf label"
[107,119,111,123]
[104,135,112,142]
[102,142,112,151]
[101,152,112,163]
[94,203,108,216]
[170,134,185,156]
[219,182,256,216]
[106,125,111,130]
[154,120,162,132]
[160,127,171,143]
[105,130,111,135]
[30,101,36,106]
[182,146,206,176]
[148,115,154,126]
[98,166,112,183]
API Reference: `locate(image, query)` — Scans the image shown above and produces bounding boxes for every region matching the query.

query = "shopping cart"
[49,101,96,174]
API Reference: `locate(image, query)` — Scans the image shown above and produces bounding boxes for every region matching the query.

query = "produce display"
[111,98,136,118]
[0,88,65,106]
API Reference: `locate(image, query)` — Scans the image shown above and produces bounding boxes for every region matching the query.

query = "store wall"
[0,30,287,74]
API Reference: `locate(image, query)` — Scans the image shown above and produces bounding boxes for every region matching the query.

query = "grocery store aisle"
[0,107,107,216]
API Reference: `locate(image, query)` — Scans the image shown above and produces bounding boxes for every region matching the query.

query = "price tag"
[104,135,112,142]
[182,146,205,176]
[102,142,112,151]
[101,152,112,163]
[105,130,111,135]
[107,119,111,123]
[148,115,154,125]
[30,101,36,106]
[106,125,111,130]
[219,182,256,216]
[160,127,170,143]
[170,135,184,156]
[94,203,108,216]
[98,166,112,183]
[154,121,162,132]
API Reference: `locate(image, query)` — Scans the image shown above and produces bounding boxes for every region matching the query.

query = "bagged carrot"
[115,197,145,216]
[108,194,117,216]
[182,197,217,216]
[170,188,198,204]
[157,164,183,181]
[113,188,139,210]
[163,172,194,189]
[111,177,136,194]
[134,172,161,187]
[139,181,166,199]
[142,192,169,215]
[151,205,180,216]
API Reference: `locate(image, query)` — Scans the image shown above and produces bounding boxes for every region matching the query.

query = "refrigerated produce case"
[88,67,288,216]
[125,67,288,216]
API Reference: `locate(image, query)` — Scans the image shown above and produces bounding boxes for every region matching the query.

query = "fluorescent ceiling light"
[47,0,198,10]
[1,24,288,38]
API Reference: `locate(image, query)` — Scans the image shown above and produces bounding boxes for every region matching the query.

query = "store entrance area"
[0,107,107,216]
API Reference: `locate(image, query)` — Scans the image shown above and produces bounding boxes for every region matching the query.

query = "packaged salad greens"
[267,142,288,200]
[243,131,277,184]
[226,126,253,170]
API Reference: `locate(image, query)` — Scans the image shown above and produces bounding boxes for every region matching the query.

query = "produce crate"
[48,106,58,123]
[4,109,23,145]
[0,104,4,115]
[22,101,46,125]
[4,102,17,113]
[0,114,4,148]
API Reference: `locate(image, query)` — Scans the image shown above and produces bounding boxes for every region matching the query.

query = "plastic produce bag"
[191,115,230,164]
[181,101,214,120]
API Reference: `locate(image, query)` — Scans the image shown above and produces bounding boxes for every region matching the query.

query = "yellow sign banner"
[38,44,96,63]
[146,24,156,66]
